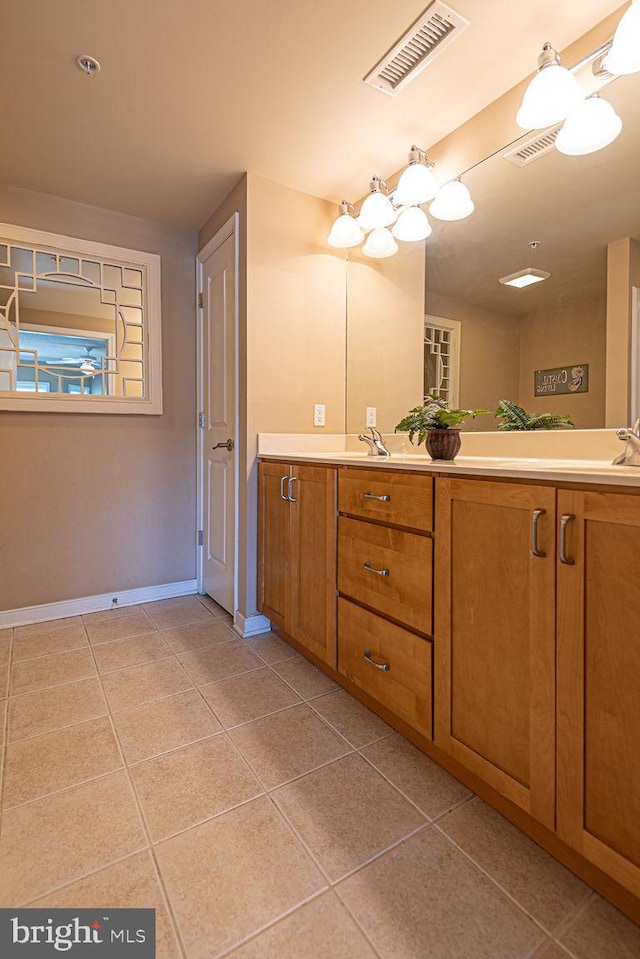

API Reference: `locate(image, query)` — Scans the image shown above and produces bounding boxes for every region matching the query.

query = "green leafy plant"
[495,399,575,431]
[395,395,488,446]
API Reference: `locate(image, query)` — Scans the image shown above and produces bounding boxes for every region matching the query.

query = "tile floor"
[0,594,638,958]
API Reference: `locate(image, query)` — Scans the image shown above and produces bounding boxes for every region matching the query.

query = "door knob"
[212,439,234,451]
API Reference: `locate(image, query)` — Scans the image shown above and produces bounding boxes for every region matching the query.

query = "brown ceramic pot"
[425,428,461,461]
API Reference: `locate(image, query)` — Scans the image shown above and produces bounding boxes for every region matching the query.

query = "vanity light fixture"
[362,226,399,258]
[327,201,364,248]
[604,0,640,76]
[499,268,551,288]
[556,94,622,156]
[392,206,432,242]
[516,43,584,129]
[394,147,439,206]
[357,177,397,231]
[429,179,474,221]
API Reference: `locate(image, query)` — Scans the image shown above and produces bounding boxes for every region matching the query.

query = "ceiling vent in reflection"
[502,126,562,167]
[363,2,470,97]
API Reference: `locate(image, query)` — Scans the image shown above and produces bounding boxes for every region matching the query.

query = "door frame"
[196,212,240,615]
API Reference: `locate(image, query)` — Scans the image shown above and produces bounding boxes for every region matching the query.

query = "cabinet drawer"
[338,468,433,532]
[338,516,432,634]
[338,598,432,739]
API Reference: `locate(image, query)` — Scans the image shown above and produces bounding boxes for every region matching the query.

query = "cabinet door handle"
[364,650,390,671]
[531,508,546,558]
[363,562,389,577]
[280,476,289,501]
[559,513,576,565]
[288,476,298,503]
[363,492,391,502]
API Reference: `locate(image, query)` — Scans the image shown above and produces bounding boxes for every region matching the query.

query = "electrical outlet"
[313,403,326,427]
[366,407,377,427]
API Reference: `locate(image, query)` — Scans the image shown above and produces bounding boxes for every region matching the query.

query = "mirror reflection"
[346,68,640,434]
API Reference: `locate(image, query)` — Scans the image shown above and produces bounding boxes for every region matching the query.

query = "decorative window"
[424,314,460,408]
[0,223,162,413]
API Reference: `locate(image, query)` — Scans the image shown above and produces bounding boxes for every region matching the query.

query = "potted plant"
[395,395,488,460]
[495,399,574,431]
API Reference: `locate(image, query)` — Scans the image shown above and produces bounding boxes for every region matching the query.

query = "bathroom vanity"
[257,440,640,923]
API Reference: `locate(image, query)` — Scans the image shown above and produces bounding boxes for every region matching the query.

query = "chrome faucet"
[358,426,391,457]
[612,417,640,466]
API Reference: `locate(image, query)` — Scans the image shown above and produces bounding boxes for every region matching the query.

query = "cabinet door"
[287,465,337,667]
[434,477,556,828]
[257,462,290,629]
[557,489,640,898]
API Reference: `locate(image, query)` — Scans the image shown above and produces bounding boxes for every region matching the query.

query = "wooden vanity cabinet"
[556,489,640,899]
[257,461,337,667]
[434,477,557,829]
[337,467,434,739]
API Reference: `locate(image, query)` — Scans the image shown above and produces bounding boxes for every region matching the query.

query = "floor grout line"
[0,603,617,959]
[0,627,15,849]
[19,848,154,908]
[84,632,189,959]
[431,820,564,941]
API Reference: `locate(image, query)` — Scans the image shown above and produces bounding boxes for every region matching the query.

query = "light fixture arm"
[369,176,389,194]
[338,200,357,216]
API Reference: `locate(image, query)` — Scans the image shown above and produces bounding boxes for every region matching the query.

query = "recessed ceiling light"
[499,268,551,288]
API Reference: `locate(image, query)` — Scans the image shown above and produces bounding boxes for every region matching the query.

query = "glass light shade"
[392,207,432,242]
[516,63,585,129]
[357,190,397,230]
[604,0,640,75]
[362,227,398,259]
[556,97,622,156]
[395,162,439,205]
[429,181,474,221]
[327,212,364,248]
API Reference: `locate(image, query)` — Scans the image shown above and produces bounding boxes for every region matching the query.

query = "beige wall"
[426,291,520,430]
[1,183,197,611]
[519,294,606,429]
[346,245,424,434]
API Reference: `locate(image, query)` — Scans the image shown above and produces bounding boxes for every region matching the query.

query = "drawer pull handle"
[363,562,390,577]
[531,508,546,558]
[364,650,390,671]
[559,513,576,565]
[363,492,391,502]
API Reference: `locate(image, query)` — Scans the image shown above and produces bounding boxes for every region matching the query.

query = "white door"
[200,230,237,613]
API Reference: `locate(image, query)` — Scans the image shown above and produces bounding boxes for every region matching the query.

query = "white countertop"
[257,433,640,487]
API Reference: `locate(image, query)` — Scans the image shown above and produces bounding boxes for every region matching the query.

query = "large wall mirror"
[0,224,162,413]
[346,67,640,434]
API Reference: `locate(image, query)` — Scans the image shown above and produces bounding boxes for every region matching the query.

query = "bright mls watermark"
[0,910,155,958]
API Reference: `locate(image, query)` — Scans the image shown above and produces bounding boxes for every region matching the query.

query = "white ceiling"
[0,0,627,229]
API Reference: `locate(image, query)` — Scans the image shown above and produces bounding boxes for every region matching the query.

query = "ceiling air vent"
[363,2,470,97]
[502,126,562,167]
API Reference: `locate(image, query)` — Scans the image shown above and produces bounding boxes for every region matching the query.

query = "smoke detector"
[76,55,101,77]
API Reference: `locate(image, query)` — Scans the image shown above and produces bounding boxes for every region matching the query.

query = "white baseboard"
[233,612,272,639]
[0,580,199,630]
